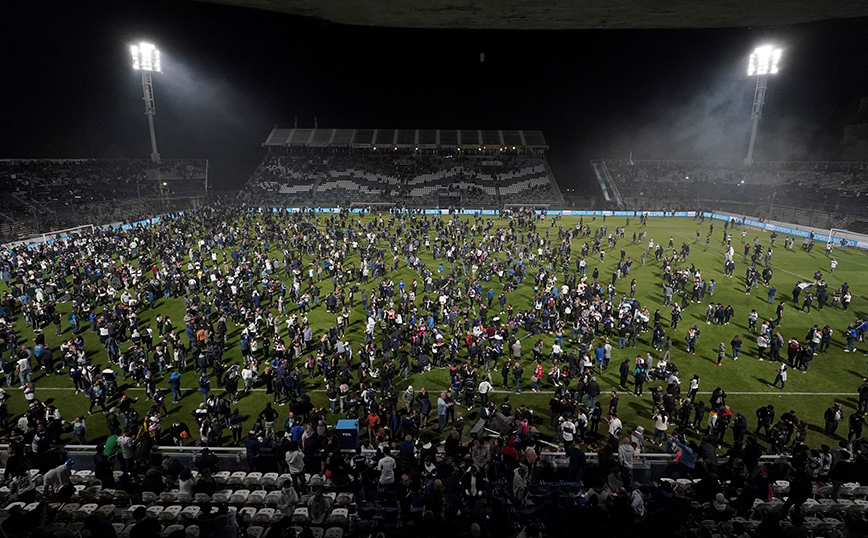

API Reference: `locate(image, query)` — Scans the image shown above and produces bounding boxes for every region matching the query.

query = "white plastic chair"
[228,471,247,486]
[212,490,232,504]
[265,491,284,507]
[229,489,250,504]
[327,508,349,527]
[238,506,257,522]
[292,507,310,525]
[245,472,263,489]
[160,505,183,522]
[248,490,267,505]
[253,507,275,524]
[180,505,202,520]
[262,473,280,489]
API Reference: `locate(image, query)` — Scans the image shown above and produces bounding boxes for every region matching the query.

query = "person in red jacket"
[532,362,544,392]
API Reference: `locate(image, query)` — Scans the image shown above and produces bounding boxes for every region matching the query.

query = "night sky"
[4,1,868,193]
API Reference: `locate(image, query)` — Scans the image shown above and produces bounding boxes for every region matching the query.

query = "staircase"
[308,173,327,205]
[591,160,624,207]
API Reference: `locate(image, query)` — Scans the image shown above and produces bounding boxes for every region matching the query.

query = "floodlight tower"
[745,45,782,165]
[131,42,162,163]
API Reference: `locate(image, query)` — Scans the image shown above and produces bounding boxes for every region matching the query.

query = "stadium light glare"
[131,41,162,163]
[131,42,161,72]
[747,45,781,76]
[744,44,782,165]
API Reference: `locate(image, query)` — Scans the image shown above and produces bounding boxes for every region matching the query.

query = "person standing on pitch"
[770,362,787,390]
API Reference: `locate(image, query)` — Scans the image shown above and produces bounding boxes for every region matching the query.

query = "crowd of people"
[0,159,208,239]
[0,204,867,537]
[604,160,868,225]
[241,152,562,208]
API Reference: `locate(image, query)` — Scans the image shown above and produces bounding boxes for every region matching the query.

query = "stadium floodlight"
[131,42,162,162]
[131,42,161,72]
[745,45,782,164]
[747,45,781,76]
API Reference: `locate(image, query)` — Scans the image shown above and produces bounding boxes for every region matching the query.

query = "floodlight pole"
[140,70,161,163]
[745,73,768,165]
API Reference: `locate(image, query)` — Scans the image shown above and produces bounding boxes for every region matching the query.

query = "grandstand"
[0,159,208,241]
[241,128,565,208]
[594,159,868,230]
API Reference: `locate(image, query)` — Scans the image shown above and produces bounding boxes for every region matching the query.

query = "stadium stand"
[600,159,868,229]
[4,443,867,538]
[0,159,207,240]
[243,128,565,208]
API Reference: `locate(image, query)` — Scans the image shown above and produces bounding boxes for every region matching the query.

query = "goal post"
[827,228,868,252]
[41,223,95,245]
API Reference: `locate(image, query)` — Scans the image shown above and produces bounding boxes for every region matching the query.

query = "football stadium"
[3,2,868,537]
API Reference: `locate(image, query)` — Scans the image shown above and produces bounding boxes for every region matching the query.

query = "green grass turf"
[5,213,868,451]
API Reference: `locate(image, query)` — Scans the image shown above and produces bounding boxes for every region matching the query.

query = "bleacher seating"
[603,159,868,225]
[2,453,864,538]
[0,158,208,238]
[241,151,564,208]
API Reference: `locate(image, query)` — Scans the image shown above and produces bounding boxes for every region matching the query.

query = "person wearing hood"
[402,385,415,412]
[705,492,735,522]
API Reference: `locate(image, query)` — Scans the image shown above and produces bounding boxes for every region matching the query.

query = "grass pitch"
[5,212,867,451]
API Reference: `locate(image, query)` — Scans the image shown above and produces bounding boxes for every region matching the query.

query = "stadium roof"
[263,128,548,150]
[194,0,867,29]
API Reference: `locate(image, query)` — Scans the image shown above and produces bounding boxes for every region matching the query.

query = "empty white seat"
[146,506,164,518]
[180,506,201,520]
[186,525,200,538]
[212,490,232,504]
[229,490,250,504]
[96,504,116,519]
[160,505,183,522]
[253,508,275,524]
[194,493,211,504]
[248,490,267,505]
[77,503,99,519]
[292,507,310,525]
[262,473,280,488]
[228,472,247,486]
[160,491,178,503]
[142,491,159,503]
[265,491,284,507]
[59,502,81,519]
[327,508,349,526]
[310,527,324,538]
[245,472,263,488]
[325,528,343,538]
[213,471,231,485]
[247,527,264,538]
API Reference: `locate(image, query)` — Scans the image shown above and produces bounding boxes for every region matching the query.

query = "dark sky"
[3,1,868,192]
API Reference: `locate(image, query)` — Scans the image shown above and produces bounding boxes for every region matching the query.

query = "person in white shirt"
[478,379,492,406]
[241,365,256,392]
[606,413,623,445]
[377,447,396,485]
[560,417,576,445]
